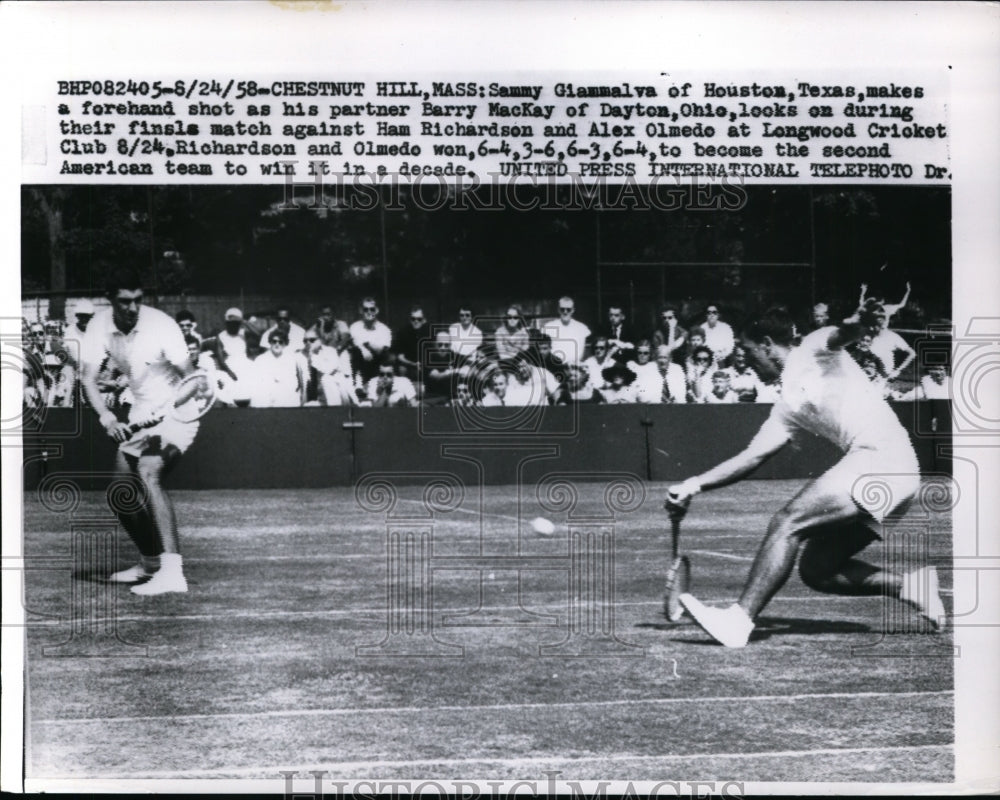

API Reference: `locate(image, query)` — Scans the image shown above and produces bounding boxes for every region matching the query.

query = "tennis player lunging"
[666,300,945,647]
[80,270,200,595]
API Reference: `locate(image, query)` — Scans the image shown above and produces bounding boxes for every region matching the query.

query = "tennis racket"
[126,371,216,437]
[662,498,691,623]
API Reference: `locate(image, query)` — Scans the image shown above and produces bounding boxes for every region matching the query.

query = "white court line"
[35,689,951,726]
[42,593,902,625]
[688,548,754,562]
[43,743,953,779]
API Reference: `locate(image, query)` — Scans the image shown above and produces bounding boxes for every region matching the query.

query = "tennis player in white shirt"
[666,300,944,647]
[80,270,200,595]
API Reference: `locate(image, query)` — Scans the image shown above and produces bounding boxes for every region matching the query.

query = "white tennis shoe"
[900,566,946,631]
[680,594,754,648]
[131,570,187,595]
[107,564,152,584]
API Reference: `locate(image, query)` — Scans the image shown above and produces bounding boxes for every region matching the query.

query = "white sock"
[159,553,184,575]
[141,555,161,572]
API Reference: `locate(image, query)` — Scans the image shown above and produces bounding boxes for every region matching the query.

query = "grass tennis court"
[22,479,953,783]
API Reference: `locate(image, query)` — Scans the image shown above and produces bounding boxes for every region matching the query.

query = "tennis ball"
[530,517,556,535]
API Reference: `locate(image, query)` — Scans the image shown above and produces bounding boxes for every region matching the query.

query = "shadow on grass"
[636,615,872,644]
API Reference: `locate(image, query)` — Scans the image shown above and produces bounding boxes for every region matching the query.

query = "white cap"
[225,307,243,321]
[75,299,95,316]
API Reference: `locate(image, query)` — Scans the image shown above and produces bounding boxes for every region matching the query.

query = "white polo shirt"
[541,318,591,364]
[80,305,188,422]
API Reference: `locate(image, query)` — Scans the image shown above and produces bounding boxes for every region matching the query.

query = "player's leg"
[106,449,161,583]
[131,444,187,595]
[681,476,864,648]
[737,476,865,618]
[798,521,892,596]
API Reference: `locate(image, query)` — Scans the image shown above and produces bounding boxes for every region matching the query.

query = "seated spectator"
[534,333,571,383]
[508,352,559,406]
[203,307,254,404]
[421,330,458,406]
[655,345,687,403]
[248,330,307,407]
[555,363,603,404]
[703,370,739,403]
[651,305,687,360]
[448,304,484,363]
[678,325,707,367]
[582,336,616,392]
[894,363,950,401]
[366,353,417,407]
[540,296,591,365]
[175,310,202,345]
[451,379,478,408]
[685,345,716,402]
[312,304,351,352]
[723,344,767,402]
[59,299,95,373]
[701,303,735,364]
[393,304,431,383]
[185,334,237,407]
[599,362,638,404]
[494,304,531,361]
[44,353,74,408]
[262,306,306,352]
[602,305,638,363]
[627,340,664,404]
[455,345,497,406]
[301,328,354,406]
[349,297,392,387]
[481,370,511,407]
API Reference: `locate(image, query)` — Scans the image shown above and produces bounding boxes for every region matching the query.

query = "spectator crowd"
[22,282,949,416]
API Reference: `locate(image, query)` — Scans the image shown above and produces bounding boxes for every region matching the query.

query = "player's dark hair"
[104,266,144,298]
[744,307,797,347]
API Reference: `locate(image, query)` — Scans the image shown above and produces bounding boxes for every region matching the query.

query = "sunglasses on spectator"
[695,356,710,362]
[363,306,377,312]
[637,350,651,355]
[459,312,472,318]
[707,308,719,315]
[411,316,424,322]
[559,307,574,313]
[506,314,519,319]
[304,337,318,343]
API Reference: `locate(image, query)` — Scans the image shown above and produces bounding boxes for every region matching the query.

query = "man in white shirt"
[366,355,417,407]
[655,345,687,403]
[701,303,735,364]
[249,330,307,407]
[541,296,591,365]
[79,270,199,595]
[667,300,943,647]
[261,306,306,352]
[448,305,484,362]
[349,297,392,387]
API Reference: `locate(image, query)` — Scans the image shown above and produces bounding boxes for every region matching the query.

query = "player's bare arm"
[81,359,131,443]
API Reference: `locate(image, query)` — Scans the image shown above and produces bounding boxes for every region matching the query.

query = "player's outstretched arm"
[883,281,911,318]
[666,414,790,506]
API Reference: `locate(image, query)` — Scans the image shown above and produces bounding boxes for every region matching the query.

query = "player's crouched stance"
[80,269,200,595]
[666,301,946,647]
